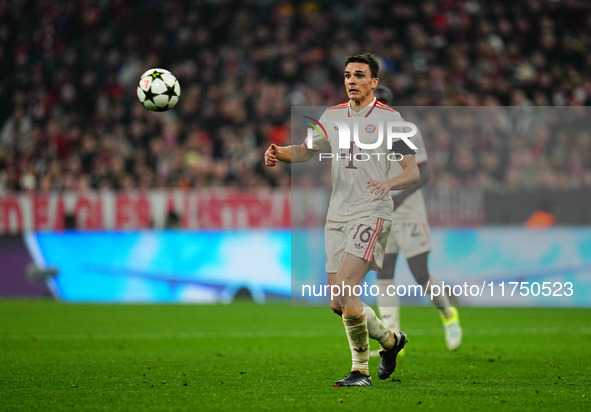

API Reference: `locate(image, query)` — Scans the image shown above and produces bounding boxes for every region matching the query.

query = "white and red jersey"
[306,98,413,222]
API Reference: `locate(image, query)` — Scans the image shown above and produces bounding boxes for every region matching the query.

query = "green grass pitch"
[0,300,589,411]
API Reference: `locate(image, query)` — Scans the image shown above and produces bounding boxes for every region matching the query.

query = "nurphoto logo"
[303,116,418,164]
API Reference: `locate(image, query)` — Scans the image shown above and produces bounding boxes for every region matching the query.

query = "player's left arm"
[367,154,419,199]
[391,162,430,210]
[386,153,420,190]
[367,139,420,199]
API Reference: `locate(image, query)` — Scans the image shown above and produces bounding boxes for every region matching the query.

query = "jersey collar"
[348,98,378,118]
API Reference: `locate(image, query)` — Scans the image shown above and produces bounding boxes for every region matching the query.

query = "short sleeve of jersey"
[412,128,428,164]
[304,111,330,151]
[392,139,416,156]
[392,118,428,163]
[389,111,424,159]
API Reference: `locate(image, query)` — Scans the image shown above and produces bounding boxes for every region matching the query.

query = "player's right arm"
[264,143,317,166]
[266,110,329,166]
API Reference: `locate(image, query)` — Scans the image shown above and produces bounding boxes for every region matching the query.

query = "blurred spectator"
[0,0,590,193]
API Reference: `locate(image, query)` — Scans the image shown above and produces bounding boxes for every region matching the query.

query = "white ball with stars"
[137,68,181,112]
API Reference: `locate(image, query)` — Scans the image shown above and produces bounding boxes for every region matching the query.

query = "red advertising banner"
[0,189,291,233]
[197,190,290,229]
[0,188,483,233]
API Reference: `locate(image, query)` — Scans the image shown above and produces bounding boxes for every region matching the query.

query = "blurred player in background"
[265,54,418,386]
[372,85,462,352]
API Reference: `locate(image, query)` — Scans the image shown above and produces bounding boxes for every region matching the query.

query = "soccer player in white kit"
[265,53,420,386]
[372,86,462,352]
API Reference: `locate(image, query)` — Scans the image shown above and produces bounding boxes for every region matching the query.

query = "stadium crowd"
[1,0,591,193]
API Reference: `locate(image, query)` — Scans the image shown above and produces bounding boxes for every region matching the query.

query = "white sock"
[343,311,369,373]
[425,275,452,318]
[362,302,390,344]
[377,280,400,331]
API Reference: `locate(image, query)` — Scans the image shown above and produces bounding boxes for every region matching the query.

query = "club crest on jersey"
[366,124,376,133]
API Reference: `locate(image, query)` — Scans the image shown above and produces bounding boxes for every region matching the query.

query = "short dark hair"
[344,53,380,78]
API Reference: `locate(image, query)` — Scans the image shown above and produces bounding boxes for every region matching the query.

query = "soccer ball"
[137,68,181,111]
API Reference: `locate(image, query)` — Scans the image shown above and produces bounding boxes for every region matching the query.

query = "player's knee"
[378,254,397,280]
[376,269,390,280]
[331,306,343,317]
[408,253,430,286]
[408,266,429,288]
[414,270,430,287]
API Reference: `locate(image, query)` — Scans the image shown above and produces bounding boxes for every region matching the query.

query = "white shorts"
[384,221,431,258]
[325,216,392,273]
